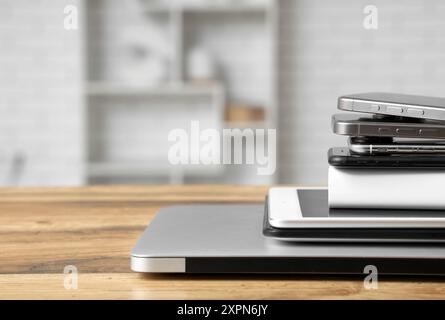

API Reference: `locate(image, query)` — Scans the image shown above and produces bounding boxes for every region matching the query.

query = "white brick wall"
[278,0,445,185]
[0,0,84,186]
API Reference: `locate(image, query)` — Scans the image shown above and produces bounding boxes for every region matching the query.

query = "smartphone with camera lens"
[328,147,445,168]
[348,137,445,155]
[332,113,445,139]
[338,92,445,121]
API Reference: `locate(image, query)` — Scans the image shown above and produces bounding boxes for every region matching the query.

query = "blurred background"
[0,0,444,186]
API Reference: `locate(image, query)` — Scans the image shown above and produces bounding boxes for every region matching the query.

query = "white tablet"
[268,187,445,229]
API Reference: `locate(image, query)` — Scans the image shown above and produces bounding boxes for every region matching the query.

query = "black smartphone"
[348,136,445,155]
[328,147,445,168]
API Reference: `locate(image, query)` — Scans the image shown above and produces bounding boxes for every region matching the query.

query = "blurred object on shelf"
[177,0,209,5]
[141,0,236,8]
[243,0,271,5]
[187,46,217,83]
[140,0,272,8]
[225,104,265,124]
[6,151,26,186]
[110,26,170,86]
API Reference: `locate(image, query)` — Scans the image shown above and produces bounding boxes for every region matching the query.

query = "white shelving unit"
[144,3,273,14]
[87,162,223,178]
[84,0,278,184]
[87,81,223,97]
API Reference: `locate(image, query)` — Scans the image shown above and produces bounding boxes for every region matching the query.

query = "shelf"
[224,121,269,129]
[87,162,224,177]
[84,0,277,183]
[143,3,271,14]
[87,82,223,97]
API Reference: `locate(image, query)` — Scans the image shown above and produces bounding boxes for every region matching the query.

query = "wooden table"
[1,185,444,299]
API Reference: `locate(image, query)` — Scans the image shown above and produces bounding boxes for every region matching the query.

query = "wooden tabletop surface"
[1,185,444,300]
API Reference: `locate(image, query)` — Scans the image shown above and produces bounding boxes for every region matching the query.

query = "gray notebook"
[131,200,445,274]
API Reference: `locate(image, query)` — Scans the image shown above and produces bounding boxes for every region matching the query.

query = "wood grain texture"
[0,185,444,300]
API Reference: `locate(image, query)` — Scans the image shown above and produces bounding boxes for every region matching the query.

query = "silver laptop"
[131,196,445,275]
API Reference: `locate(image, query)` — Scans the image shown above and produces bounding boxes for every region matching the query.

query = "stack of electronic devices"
[265,92,445,243]
[131,92,445,275]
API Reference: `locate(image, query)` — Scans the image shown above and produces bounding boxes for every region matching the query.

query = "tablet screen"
[298,190,445,218]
